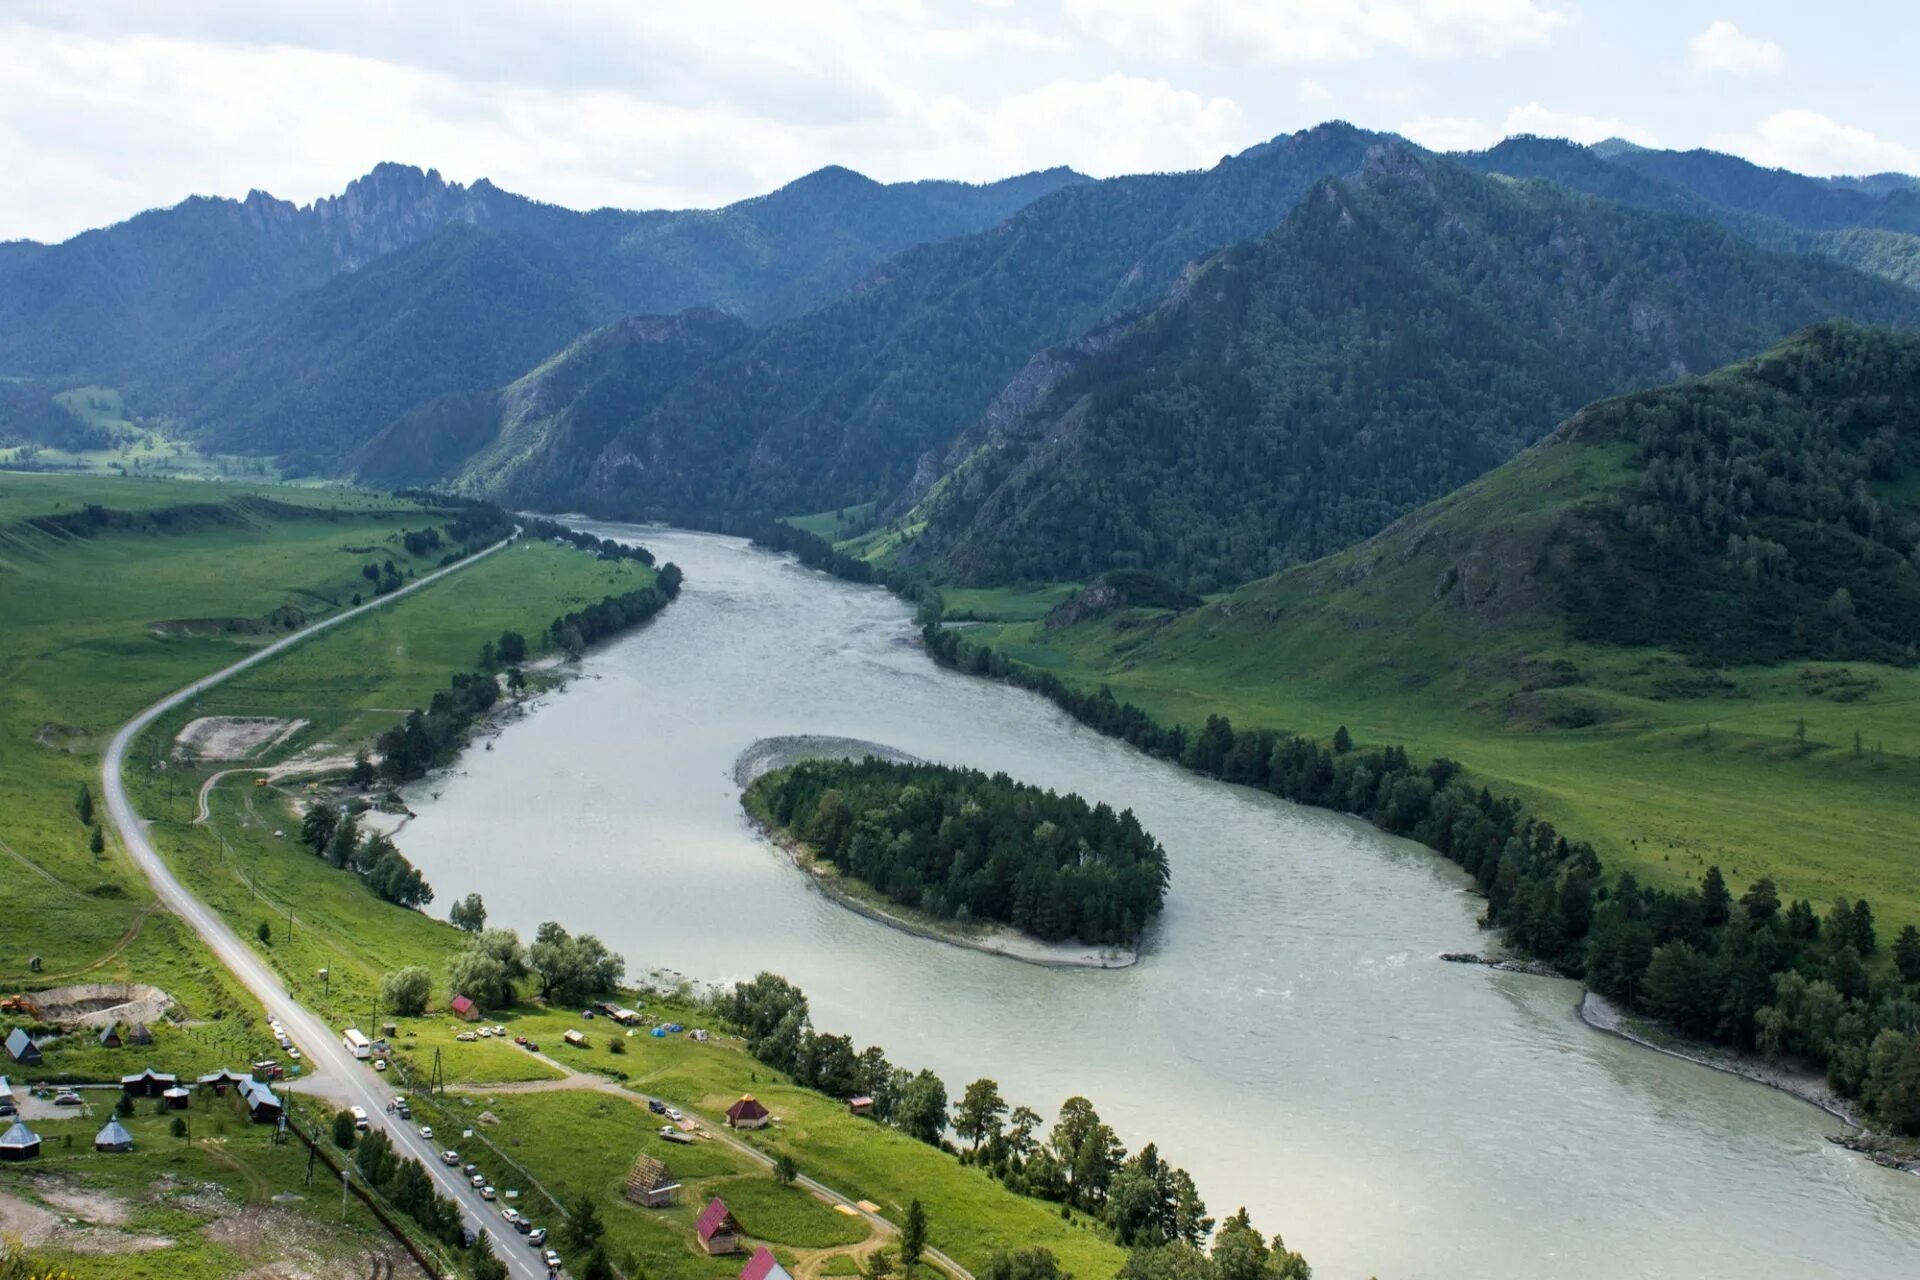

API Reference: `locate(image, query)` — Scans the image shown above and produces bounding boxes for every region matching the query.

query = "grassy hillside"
[0,475,621,1071]
[943,326,1920,932]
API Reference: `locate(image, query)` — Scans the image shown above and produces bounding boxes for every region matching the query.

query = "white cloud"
[1503,102,1656,147]
[903,74,1246,178]
[1714,110,1920,176]
[1398,102,1655,154]
[1689,20,1783,76]
[1065,0,1565,63]
[1298,78,1332,103]
[0,8,1257,244]
[1397,115,1497,152]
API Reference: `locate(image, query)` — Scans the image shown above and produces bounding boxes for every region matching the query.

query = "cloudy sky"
[2,0,1915,243]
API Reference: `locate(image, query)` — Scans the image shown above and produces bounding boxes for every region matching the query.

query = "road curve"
[101,531,553,1280]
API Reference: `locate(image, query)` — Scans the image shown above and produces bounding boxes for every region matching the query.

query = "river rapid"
[400,525,1920,1279]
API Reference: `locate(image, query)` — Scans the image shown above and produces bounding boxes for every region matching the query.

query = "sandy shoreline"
[1578,990,1866,1128]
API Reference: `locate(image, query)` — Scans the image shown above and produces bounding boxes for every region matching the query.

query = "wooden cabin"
[694,1197,743,1256]
[624,1153,681,1208]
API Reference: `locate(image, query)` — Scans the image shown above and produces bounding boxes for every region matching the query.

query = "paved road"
[101,533,554,1280]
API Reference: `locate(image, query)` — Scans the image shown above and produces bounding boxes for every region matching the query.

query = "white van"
[349,1105,369,1131]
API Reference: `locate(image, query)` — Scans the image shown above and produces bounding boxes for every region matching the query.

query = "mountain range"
[897,145,1920,591]
[4,122,1920,612]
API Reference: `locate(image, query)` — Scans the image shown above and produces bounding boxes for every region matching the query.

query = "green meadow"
[952,587,1920,936]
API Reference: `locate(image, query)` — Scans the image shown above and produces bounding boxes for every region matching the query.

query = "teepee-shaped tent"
[94,1117,134,1152]
[0,1119,41,1161]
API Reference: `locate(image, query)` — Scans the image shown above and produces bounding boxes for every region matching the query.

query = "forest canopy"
[748,757,1170,947]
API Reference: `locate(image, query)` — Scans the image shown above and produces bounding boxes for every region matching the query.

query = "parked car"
[395,1102,411,1120]
[374,1058,388,1072]
[580,1009,595,1019]
[455,1032,478,1043]
[524,1041,539,1053]
[440,1150,460,1166]
[527,1227,547,1247]
[491,1025,506,1036]
[470,1174,487,1189]
[665,1107,682,1122]
[503,1207,525,1229]
[647,1098,666,1115]
[53,1091,82,1107]
[417,1124,433,1139]
[350,1106,369,1130]
[288,1047,301,1061]
[513,1035,528,1046]
[545,1249,563,1270]
[513,1216,533,1235]
[479,1185,496,1201]
[464,1163,480,1178]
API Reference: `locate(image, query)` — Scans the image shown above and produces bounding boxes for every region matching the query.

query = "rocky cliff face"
[233,162,501,271]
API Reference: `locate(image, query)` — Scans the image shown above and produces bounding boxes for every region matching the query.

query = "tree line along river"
[395,525,1920,1280]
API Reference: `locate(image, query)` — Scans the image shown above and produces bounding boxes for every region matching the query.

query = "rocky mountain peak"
[309,162,487,269]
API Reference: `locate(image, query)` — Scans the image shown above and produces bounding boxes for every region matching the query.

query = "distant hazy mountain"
[1605,147,1920,234]
[896,147,1920,592]
[1458,136,1920,292]
[0,160,1086,382]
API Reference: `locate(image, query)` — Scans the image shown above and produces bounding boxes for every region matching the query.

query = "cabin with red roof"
[740,1246,793,1280]
[695,1197,743,1256]
[449,994,480,1021]
[725,1094,770,1130]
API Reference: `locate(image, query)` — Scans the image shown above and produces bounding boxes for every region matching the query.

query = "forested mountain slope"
[441,123,1389,518]
[1117,322,1920,669]
[0,160,1082,385]
[353,308,753,492]
[149,224,608,473]
[899,147,1920,592]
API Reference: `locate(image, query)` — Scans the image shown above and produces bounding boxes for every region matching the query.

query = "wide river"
[403,525,1920,1279]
